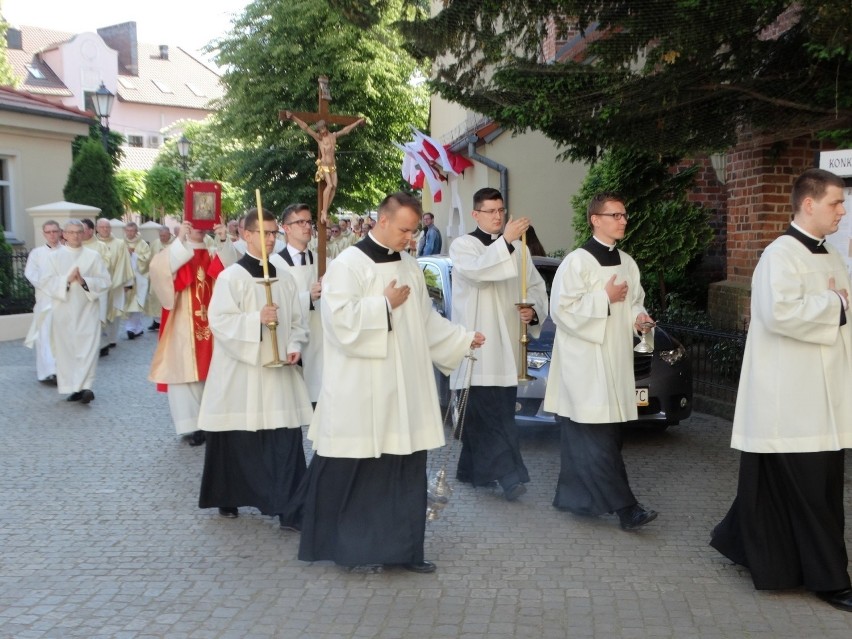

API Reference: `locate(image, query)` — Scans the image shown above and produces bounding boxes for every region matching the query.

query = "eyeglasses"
[330,229,341,234]
[595,212,629,221]
[474,207,507,216]
[285,219,312,228]
[248,230,278,238]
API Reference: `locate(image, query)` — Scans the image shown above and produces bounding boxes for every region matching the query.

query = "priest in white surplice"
[297,193,484,573]
[544,192,658,531]
[711,169,852,613]
[38,220,110,403]
[197,209,312,527]
[94,218,134,355]
[24,219,63,382]
[449,187,548,501]
[121,222,152,339]
[270,203,323,403]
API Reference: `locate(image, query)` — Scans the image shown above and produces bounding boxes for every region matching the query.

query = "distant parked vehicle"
[420,255,693,428]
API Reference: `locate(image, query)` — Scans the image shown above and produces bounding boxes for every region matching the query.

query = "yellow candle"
[255,189,270,280]
[521,231,527,301]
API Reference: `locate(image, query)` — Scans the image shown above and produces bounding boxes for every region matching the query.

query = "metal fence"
[0,251,35,316]
[658,322,747,405]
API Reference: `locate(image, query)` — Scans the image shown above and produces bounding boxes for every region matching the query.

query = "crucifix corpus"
[280,76,365,275]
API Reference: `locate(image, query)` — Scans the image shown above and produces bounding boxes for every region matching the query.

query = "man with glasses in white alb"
[449,187,548,501]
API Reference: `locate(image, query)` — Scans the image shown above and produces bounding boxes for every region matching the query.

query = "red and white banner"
[396,127,474,210]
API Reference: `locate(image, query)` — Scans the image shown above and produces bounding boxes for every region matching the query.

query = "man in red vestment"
[149,221,237,445]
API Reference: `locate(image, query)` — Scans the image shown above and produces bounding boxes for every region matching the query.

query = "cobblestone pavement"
[2,335,852,639]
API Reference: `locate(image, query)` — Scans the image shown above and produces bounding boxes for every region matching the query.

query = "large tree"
[378,0,852,162]
[211,0,429,214]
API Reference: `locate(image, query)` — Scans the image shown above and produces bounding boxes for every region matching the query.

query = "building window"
[0,158,12,235]
[127,135,144,148]
[186,82,206,97]
[25,64,45,80]
[152,80,173,94]
[118,77,137,90]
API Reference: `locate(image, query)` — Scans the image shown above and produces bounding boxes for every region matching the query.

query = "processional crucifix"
[280,76,365,276]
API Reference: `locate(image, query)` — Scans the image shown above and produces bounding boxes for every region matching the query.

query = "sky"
[2,0,251,67]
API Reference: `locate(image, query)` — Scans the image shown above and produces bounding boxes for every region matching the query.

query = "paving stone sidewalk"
[1,336,852,638]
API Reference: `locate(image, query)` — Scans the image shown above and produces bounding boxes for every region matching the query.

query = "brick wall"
[725,135,828,285]
[681,157,727,282]
[707,133,835,324]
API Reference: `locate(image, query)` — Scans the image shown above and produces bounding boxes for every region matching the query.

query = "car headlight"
[659,345,685,365]
[527,354,549,370]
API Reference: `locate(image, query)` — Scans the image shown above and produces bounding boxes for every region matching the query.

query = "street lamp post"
[91,82,115,152]
[177,134,191,179]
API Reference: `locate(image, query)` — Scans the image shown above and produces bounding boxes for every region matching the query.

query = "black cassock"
[711,450,851,592]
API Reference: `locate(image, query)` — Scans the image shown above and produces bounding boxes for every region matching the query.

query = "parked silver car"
[420,254,693,428]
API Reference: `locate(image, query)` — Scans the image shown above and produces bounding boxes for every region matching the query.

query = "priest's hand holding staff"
[504,215,536,324]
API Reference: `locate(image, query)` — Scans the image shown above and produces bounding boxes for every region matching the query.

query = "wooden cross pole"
[279,76,362,277]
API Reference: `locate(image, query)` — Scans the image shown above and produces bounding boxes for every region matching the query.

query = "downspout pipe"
[466,135,509,210]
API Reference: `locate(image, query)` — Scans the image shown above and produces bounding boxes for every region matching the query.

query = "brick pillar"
[708,134,832,326]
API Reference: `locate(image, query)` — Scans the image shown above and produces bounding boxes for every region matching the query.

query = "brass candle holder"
[516,301,535,382]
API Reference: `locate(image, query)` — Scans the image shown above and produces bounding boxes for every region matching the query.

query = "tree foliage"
[0,14,19,88]
[570,150,713,310]
[72,124,125,170]
[144,166,185,220]
[210,0,429,215]
[154,119,248,218]
[115,169,147,216]
[389,0,852,162]
[63,138,122,217]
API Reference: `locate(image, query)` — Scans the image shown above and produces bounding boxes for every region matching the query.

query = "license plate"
[635,387,649,406]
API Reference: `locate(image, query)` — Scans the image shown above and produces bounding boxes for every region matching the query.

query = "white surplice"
[198,258,313,432]
[309,246,474,458]
[543,245,646,424]
[732,235,852,452]
[270,249,323,402]
[448,232,548,389]
[24,244,60,379]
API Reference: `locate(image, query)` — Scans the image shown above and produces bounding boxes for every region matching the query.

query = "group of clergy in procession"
[22,168,852,610]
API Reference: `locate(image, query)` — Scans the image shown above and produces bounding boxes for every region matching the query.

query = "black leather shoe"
[817,588,852,612]
[218,507,238,518]
[402,561,437,574]
[618,504,658,530]
[504,483,527,501]
[127,330,136,340]
[148,321,160,331]
[79,389,95,404]
[66,391,83,402]
[187,431,206,446]
[109,343,116,349]
[99,347,109,358]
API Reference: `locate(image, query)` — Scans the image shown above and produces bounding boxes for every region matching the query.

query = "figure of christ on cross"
[284,111,365,226]
[280,77,366,276]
